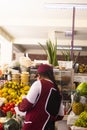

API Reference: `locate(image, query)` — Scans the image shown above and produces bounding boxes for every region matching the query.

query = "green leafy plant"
[38,39,58,66]
[61,48,80,63]
[61,50,71,61]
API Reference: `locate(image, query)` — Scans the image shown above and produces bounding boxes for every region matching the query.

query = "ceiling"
[0,0,87,52]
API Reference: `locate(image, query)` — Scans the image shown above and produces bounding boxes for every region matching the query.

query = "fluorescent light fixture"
[44,3,87,9]
[57,46,82,50]
[65,30,77,37]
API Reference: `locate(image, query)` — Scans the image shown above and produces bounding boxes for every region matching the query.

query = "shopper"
[18,64,64,130]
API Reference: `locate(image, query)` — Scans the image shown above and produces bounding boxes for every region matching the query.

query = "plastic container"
[12,73,20,83]
[21,72,29,85]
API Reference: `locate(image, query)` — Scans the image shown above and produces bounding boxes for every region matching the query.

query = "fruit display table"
[70,126,87,130]
[55,115,69,130]
[0,80,30,130]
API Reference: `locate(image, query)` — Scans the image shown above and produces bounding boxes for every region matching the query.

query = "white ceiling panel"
[0,0,87,51]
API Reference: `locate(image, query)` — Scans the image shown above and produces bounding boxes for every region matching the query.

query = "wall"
[27,49,87,64]
[28,54,87,64]
[14,48,87,65]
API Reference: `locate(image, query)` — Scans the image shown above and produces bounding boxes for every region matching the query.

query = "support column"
[71,7,75,61]
[0,35,12,65]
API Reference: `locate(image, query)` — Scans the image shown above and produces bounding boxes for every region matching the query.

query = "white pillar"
[0,35,12,65]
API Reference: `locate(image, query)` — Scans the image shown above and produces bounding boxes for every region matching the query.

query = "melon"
[76,82,87,96]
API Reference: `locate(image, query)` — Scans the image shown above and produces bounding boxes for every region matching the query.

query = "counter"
[55,115,69,130]
[74,73,87,83]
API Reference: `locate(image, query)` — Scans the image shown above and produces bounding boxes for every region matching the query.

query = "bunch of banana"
[78,64,87,73]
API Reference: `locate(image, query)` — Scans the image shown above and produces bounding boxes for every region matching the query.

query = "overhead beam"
[13,44,25,53]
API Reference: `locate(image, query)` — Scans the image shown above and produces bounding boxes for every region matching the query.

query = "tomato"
[1,102,15,115]
[12,111,16,115]
[0,123,3,127]
[5,102,15,108]
[0,122,3,125]
[0,106,2,109]
[0,123,3,130]
[6,106,11,111]
[2,106,7,113]
[4,103,8,107]
[10,107,15,112]
[9,102,15,108]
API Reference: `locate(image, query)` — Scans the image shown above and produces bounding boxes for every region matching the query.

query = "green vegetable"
[6,111,13,118]
[61,50,71,61]
[4,118,20,130]
[76,82,87,96]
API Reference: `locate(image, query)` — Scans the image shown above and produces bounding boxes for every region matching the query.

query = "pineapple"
[72,102,84,115]
[84,103,87,112]
[72,91,84,115]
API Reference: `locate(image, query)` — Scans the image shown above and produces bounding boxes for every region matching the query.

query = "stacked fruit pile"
[71,82,87,128]
[0,81,30,130]
[78,64,87,73]
[0,107,22,130]
[0,102,16,116]
[0,81,30,105]
[74,111,87,128]
[0,100,22,130]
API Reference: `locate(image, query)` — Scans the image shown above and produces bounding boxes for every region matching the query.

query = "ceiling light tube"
[57,46,82,50]
[44,3,87,9]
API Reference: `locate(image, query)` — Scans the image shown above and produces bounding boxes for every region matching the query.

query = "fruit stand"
[0,59,87,130]
[0,56,33,130]
[0,80,30,130]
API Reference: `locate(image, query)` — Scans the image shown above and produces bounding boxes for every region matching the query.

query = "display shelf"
[53,69,74,116]
[53,69,73,85]
[74,73,87,83]
[53,69,74,101]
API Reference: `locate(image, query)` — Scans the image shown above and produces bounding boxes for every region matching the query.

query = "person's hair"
[38,70,59,91]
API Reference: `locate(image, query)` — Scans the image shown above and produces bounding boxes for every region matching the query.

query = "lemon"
[2,93,8,97]
[8,88,14,94]
[24,86,29,91]
[2,87,8,93]
[10,92,17,98]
